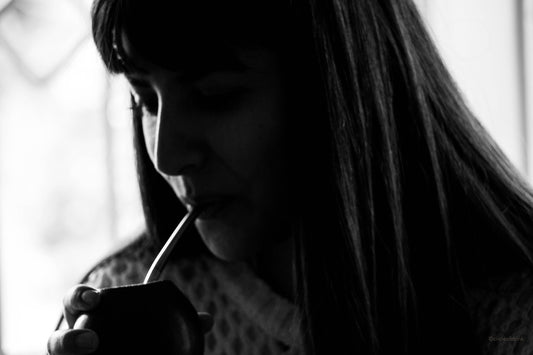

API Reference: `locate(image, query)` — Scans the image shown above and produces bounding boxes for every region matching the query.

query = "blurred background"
[0,0,531,354]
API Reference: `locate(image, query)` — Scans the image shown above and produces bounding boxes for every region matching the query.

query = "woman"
[48,0,533,354]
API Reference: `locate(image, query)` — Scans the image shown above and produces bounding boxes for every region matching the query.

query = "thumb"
[198,312,214,333]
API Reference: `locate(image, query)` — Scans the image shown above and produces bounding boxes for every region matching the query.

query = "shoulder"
[161,255,303,354]
[468,269,533,355]
[83,233,158,288]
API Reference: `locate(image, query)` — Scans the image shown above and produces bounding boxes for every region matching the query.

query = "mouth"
[181,196,233,221]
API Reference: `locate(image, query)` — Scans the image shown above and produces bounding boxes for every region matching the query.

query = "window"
[419,0,531,177]
[0,1,142,354]
[523,0,533,174]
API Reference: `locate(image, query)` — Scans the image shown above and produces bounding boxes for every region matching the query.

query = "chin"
[202,236,257,262]
[206,244,249,262]
[196,222,265,262]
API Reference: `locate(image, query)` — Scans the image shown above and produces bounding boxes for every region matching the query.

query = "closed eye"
[126,70,248,115]
[138,94,158,115]
[128,79,159,116]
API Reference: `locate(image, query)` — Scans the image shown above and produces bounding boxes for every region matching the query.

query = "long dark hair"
[92,1,533,354]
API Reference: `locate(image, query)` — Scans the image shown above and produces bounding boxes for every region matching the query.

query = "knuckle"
[63,286,80,310]
[63,285,98,312]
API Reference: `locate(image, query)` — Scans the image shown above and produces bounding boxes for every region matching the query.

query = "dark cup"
[83,280,204,355]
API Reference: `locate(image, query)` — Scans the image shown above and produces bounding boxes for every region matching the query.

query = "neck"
[250,236,295,301]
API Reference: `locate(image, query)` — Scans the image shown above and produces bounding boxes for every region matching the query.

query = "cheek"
[215,107,285,175]
[214,94,292,214]
[245,101,290,188]
[247,122,289,192]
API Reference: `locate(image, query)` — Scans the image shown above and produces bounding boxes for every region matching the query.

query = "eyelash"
[132,93,157,116]
[130,89,244,117]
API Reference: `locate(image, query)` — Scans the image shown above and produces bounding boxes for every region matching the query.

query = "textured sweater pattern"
[85,237,302,355]
[82,236,533,355]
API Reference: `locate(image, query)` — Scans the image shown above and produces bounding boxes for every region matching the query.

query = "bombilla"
[144,207,203,284]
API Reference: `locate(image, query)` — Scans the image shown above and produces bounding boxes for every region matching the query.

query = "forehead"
[114,1,283,71]
[120,30,245,75]
[119,28,281,81]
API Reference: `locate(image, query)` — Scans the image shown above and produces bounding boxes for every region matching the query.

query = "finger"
[198,312,214,333]
[73,314,90,330]
[47,329,99,355]
[63,285,100,328]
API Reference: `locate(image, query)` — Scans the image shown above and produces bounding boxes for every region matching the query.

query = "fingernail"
[75,332,98,350]
[81,290,99,305]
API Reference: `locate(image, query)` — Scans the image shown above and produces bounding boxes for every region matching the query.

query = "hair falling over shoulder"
[296,1,533,354]
[92,0,533,354]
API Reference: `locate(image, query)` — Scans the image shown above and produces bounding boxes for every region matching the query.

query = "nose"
[153,97,206,176]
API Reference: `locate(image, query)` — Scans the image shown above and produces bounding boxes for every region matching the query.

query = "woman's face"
[123,35,294,261]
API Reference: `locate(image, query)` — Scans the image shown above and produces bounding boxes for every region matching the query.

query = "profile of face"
[122,34,295,261]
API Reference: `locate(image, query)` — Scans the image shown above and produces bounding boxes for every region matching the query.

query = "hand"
[47,285,101,354]
[47,285,214,355]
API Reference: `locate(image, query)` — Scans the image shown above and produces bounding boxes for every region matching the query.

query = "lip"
[180,196,233,220]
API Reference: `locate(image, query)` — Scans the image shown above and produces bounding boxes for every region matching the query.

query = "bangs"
[91,0,289,74]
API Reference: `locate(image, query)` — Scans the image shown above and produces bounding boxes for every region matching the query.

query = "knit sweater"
[81,235,533,355]
[84,236,302,355]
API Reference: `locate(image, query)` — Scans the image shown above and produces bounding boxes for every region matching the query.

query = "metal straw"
[143,207,203,284]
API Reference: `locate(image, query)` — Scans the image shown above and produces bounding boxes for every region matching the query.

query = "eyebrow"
[123,43,250,77]
[125,58,249,87]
